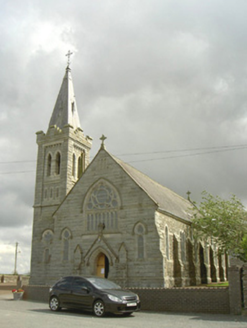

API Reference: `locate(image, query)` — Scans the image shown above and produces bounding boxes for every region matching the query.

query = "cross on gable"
[100,134,107,149]
[65,50,73,67]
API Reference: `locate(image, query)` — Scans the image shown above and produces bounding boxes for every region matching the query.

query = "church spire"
[48,53,81,130]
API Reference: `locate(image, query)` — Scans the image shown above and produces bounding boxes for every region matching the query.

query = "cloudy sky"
[1,0,247,274]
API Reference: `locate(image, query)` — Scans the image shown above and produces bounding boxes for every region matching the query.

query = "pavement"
[1,288,247,328]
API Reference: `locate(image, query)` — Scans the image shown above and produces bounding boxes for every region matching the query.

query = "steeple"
[34,59,92,209]
[48,66,81,130]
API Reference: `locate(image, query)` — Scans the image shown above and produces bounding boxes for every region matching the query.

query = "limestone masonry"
[30,65,228,287]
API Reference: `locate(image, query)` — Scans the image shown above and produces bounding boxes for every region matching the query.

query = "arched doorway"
[96,253,109,278]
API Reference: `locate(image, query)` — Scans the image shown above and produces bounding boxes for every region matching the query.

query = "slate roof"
[48,67,81,130]
[110,152,192,222]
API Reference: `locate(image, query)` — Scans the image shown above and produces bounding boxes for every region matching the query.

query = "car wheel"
[49,296,61,311]
[93,300,105,317]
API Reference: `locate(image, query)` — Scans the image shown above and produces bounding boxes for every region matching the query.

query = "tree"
[190,191,247,261]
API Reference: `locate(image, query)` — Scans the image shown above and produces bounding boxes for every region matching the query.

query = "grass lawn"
[206,281,229,287]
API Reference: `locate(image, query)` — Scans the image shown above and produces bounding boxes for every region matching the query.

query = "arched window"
[62,229,71,261]
[43,230,53,243]
[165,226,170,260]
[134,223,145,259]
[42,230,53,263]
[77,152,85,178]
[180,231,186,262]
[72,153,76,177]
[47,154,52,176]
[84,180,120,231]
[78,156,82,178]
[55,152,61,175]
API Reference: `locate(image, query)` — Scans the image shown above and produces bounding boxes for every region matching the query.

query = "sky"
[1,0,247,274]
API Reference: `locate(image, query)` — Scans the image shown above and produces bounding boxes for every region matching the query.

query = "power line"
[0,144,246,174]
[128,145,247,163]
[0,160,36,164]
[0,143,247,164]
[1,143,247,164]
[0,170,35,175]
[116,143,247,157]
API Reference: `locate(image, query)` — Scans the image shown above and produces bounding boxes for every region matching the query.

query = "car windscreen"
[87,278,121,290]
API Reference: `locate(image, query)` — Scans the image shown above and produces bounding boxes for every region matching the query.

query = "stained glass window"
[85,181,120,231]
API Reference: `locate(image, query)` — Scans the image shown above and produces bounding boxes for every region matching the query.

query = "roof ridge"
[110,153,189,203]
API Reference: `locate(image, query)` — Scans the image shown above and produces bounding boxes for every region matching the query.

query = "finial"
[100,134,107,149]
[65,50,73,68]
[186,191,191,201]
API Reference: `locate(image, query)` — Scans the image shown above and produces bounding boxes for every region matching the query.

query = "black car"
[49,276,141,317]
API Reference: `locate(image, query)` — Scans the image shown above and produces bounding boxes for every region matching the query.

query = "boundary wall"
[2,265,243,315]
[22,285,230,314]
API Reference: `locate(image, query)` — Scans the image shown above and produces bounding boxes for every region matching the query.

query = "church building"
[30,62,228,288]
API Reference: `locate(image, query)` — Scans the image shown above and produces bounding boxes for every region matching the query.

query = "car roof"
[60,275,105,280]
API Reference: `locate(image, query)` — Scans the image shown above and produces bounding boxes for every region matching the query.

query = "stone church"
[30,64,228,288]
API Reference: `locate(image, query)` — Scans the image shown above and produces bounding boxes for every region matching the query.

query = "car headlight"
[107,294,122,302]
[136,294,140,301]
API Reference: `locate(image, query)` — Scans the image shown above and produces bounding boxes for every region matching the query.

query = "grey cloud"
[1,0,247,274]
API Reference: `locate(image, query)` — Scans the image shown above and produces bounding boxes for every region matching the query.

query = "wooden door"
[97,253,105,278]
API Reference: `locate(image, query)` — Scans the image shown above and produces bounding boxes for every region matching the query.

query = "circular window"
[63,230,70,239]
[86,183,119,210]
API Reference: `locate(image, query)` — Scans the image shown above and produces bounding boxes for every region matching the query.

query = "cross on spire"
[65,50,73,68]
[100,134,107,149]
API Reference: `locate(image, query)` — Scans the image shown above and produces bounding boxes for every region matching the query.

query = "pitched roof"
[48,67,81,130]
[109,152,192,222]
[52,147,193,222]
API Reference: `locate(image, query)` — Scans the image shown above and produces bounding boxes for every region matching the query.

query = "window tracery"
[84,181,120,231]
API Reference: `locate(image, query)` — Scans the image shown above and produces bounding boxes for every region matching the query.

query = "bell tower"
[34,62,92,208]
[30,57,92,284]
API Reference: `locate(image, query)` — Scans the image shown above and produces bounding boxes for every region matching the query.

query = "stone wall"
[0,274,29,286]
[241,264,247,310]
[0,274,18,284]
[23,285,230,314]
[129,287,230,314]
[23,285,50,303]
[23,263,245,314]
[228,265,242,314]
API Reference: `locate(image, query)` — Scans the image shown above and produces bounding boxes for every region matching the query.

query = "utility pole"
[14,242,18,275]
